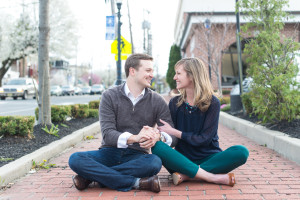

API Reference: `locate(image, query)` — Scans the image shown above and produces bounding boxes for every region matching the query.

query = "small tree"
[167,44,181,90]
[239,0,300,122]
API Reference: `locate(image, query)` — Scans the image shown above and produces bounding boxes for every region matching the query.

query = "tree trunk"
[38,0,51,125]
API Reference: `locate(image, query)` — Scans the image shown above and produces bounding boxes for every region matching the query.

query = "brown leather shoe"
[72,175,92,190]
[139,175,160,193]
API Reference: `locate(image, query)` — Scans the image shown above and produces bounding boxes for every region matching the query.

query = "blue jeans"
[68,147,162,191]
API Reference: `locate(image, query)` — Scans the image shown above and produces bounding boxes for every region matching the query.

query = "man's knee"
[147,155,162,175]
[69,152,85,171]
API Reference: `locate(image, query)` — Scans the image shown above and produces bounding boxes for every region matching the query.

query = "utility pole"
[127,0,134,53]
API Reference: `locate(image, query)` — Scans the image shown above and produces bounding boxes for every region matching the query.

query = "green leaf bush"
[89,100,100,109]
[239,0,300,122]
[88,109,99,118]
[71,104,89,118]
[0,116,35,138]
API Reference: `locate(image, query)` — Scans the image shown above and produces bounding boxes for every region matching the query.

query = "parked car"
[81,86,91,95]
[0,78,38,100]
[50,85,62,96]
[90,84,105,95]
[74,86,83,95]
[61,85,75,96]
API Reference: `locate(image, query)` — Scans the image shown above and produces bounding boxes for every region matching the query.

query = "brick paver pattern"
[0,96,299,199]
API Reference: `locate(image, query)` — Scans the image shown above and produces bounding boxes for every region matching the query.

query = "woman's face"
[174,64,193,90]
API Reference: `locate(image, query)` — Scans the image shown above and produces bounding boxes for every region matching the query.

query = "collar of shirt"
[124,83,145,106]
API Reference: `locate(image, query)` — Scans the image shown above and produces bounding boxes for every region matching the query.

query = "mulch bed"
[0,117,98,168]
[226,110,300,139]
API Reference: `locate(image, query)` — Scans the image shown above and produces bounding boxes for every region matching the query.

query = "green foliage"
[0,157,14,162]
[88,109,99,118]
[0,116,35,138]
[222,90,231,95]
[42,124,59,137]
[167,44,181,90]
[60,123,69,128]
[241,92,253,114]
[71,104,89,118]
[218,96,230,105]
[221,104,231,112]
[32,159,56,170]
[35,105,71,122]
[89,100,100,109]
[238,0,300,123]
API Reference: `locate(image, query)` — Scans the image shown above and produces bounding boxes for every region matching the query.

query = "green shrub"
[239,0,300,122]
[218,96,230,105]
[88,109,99,118]
[89,100,100,109]
[222,90,231,95]
[221,104,231,112]
[241,92,253,114]
[71,104,89,118]
[35,105,71,122]
[17,116,35,137]
[0,116,35,138]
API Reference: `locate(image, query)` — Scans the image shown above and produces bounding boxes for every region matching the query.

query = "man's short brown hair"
[124,53,153,77]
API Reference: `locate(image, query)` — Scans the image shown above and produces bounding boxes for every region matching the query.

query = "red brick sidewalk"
[0,123,299,200]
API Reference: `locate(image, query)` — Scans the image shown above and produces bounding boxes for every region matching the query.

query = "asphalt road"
[0,95,101,117]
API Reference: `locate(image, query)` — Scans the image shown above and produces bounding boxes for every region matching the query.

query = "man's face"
[133,60,154,88]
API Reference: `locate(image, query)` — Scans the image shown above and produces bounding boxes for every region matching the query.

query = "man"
[69,53,177,192]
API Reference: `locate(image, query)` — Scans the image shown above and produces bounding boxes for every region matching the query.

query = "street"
[0,95,101,117]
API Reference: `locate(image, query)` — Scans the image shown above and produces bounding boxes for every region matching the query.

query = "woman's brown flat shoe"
[228,173,235,187]
[172,172,184,185]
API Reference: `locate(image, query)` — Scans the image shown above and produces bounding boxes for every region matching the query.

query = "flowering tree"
[0,0,79,87]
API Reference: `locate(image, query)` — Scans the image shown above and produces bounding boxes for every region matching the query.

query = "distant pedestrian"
[68,53,177,192]
[151,57,249,186]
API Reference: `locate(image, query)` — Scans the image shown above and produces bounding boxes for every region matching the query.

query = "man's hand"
[127,126,157,145]
[138,126,160,149]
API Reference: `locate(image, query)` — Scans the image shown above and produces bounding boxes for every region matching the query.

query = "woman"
[152,57,249,186]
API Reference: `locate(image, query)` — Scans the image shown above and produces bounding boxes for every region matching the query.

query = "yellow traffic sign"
[111,36,132,54]
[115,54,128,61]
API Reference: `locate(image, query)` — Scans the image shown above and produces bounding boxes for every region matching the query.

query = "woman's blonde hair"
[175,57,214,112]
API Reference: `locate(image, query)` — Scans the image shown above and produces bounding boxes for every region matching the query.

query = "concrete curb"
[219,111,300,165]
[0,122,100,187]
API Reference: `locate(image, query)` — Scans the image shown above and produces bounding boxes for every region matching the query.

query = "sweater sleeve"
[181,97,220,147]
[99,91,122,147]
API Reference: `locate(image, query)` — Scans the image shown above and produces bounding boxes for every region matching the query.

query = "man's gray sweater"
[99,84,177,153]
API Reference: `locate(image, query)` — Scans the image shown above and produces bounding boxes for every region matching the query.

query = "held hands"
[138,126,160,149]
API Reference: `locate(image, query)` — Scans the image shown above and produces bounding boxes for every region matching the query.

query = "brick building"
[174,0,300,90]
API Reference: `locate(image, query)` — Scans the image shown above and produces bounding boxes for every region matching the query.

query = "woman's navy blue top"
[169,95,222,161]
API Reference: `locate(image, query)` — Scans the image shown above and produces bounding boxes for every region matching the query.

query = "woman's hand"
[158,119,182,139]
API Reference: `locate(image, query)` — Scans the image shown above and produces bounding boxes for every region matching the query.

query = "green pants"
[151,141,249,178]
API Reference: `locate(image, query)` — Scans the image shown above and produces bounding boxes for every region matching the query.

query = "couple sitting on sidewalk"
[68,54,249,193]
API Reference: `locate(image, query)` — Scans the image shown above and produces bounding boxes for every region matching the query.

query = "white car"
[90,84,105,95]
[0,78,38,100]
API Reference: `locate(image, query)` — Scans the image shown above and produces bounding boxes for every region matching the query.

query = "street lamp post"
[116,0,122,85]
[204,18,212,81]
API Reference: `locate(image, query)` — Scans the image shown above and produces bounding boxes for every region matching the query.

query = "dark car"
[61,85,75,96]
